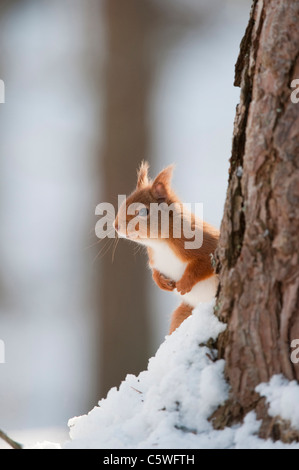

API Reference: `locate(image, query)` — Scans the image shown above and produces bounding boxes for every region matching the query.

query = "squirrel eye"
[138,207,149,217]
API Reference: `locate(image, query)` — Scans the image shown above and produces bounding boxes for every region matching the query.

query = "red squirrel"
[113,162,219,334]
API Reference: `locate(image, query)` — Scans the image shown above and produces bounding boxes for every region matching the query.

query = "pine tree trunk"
[213,0,299,441]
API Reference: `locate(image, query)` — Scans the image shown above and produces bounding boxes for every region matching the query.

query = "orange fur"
[114,162,219,334]
[152,269,176,292]
[169,302,193,334]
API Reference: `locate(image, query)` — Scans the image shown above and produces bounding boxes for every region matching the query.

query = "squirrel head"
[114,161,180,244]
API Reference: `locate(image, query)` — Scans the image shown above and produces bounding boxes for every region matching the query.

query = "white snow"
[0,427,67,450]
[31,302,299,449]
[64,301,228,449]
[256,375,299,431]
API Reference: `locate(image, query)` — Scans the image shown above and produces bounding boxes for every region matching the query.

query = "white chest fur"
[147,241,217,308]
[148,241,187,282]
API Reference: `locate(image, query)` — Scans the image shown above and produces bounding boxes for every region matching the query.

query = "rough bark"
[213,0,299,441]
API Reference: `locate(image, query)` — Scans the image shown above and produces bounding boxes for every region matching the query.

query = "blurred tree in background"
[99,0,158,397]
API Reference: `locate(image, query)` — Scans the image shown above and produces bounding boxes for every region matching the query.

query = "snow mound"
[59,302,299,449]
[65,301,228,448]
[256,374,299,431]
[31,301,299,449]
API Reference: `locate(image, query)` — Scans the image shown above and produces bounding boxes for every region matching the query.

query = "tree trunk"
[99,0,157,397]
[213,0,299,441]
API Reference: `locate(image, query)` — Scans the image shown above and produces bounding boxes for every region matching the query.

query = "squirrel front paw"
[153,270,176,291]
[176,277,193,295]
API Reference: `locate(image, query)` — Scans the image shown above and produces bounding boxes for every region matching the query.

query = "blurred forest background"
[0,0,251,445]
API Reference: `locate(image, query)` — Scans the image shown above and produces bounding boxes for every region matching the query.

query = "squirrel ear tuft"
[151,164,175,200]
[137,161,149,188]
